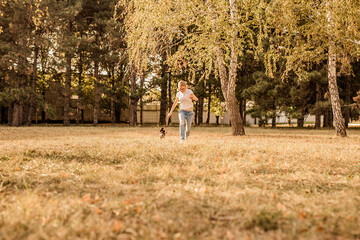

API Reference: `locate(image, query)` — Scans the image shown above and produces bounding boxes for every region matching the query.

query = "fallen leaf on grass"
[199,186,209,193]
[94,207,102,215]
[61,174,70,178]
[83,194,91,202]
[154,214,162,223]
[91,195,101,204]
[112,221,122,233]
[121,200,132,205]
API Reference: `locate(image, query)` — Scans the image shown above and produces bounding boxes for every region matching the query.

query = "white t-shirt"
[176,89,194,110]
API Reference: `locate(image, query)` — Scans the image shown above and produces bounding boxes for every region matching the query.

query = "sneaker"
[180,139,184,144]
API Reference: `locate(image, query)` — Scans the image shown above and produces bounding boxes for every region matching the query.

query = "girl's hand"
[190,93,198,101]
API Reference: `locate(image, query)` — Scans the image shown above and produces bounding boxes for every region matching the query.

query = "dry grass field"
[1,126,360,240]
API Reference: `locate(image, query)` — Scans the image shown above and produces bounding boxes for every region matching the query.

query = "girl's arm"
[167,97,179,118]
[190,93,198,101]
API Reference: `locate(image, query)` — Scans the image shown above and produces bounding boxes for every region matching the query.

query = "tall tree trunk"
[271,102,276,128]
[139,73,145,125]
[41,86,46,122]
[26,43,39,126]
[344,76,351,128]
[76,50,84,125]
[194,101,198,125]
[63,23,72,126]
[93,34,101,126]
[239,99,246,126]
[206,81,211,124]
[12,39,27,126]
[111,67,116,125]
[315,82,321,128]
[129,66,138,127]
[323,108,330,128]
[8,103,13,126]
[213,0,245,136]
[63,51,71,126]
[159,53,168,126]
[328,43,346,136]
[198,96,204,125]
[93,72,101,126]
[168,72,172,125]
[297,107,305,128]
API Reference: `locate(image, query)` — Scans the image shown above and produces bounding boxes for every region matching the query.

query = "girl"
[167,80,198,143]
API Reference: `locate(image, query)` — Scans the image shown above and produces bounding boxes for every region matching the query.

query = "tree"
[265,0,360,136]
[118,0,263,135]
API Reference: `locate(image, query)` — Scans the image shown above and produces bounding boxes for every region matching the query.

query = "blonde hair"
[177,80,187,91]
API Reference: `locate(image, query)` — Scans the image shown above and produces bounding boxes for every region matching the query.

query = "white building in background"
[135,103,319,126]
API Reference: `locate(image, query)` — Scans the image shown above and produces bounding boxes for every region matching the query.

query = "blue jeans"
[179,110,194,140]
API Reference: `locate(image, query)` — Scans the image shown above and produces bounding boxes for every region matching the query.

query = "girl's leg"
[178,110,186,140]
[185,111,194,138]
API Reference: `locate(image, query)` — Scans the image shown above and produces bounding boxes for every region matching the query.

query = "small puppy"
[159,128,166,139]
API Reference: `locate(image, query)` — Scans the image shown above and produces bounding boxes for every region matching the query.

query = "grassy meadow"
[1,126,360,239]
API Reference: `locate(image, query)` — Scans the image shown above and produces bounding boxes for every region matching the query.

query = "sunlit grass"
[1,126,360,239]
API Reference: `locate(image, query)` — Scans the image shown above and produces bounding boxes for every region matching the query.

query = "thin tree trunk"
[168,72,172,125]
[8,103,13,126]
[239,99,247,126]
[111,67,116,125]
[159,53,168,126]
[243,99,246,124]
[139,73,145,125]
[93,34,102,126]
[344,76,351,128]
[129,65,138,127]
[206,81,211,124]
[76,51,84,125]
[26,43,39,126]
[315,82,321,128]
[63,51,71,126]
[323,109,329,128]
[272,109,276,128]
[194,101,198,125]
[12,39,26,126]
[198,96,204,125]
[328,43,346,136]
[93,68,100,125]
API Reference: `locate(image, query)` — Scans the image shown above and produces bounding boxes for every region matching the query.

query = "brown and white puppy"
[159,128,166,139]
